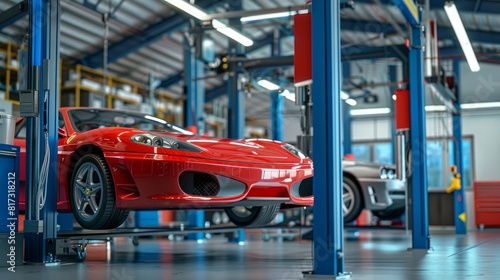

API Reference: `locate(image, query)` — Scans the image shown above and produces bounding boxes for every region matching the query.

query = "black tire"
[69,154,129,229]
[372,208,405,220]
[225,205,280,227]
[343,177,363,224]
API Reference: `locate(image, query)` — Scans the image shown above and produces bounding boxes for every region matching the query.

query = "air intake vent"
[298,177,313,197]
[179,171,220,197]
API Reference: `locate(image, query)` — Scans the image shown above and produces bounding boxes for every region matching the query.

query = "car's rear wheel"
[225,205,280,227]
[343,177,363,223]
[372,208,405,220]
[69,154,129,229]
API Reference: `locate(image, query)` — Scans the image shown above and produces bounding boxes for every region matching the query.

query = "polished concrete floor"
[1,228,500,280]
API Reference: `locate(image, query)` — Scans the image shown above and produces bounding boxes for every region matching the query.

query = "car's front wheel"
[225,205,280,227]
[343,177,363,223]
[69,154,129,229]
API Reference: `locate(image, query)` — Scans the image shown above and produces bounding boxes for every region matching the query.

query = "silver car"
[342,160,406,223]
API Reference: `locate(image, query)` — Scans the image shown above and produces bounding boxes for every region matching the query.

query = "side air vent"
[290,177,313,197]
[179,171,220,197]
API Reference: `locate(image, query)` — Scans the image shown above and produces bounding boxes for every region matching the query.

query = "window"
[352,144,370,161]
[374,143,393,164]
[352,136,474,189]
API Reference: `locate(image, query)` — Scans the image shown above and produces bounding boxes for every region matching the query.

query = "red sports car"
[14,108,313,229]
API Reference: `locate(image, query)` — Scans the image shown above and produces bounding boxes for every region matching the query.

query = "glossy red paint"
[15,107,314,212]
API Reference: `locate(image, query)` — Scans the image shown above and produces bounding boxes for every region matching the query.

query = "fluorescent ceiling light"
[425,105,447,112]
[461,101,500,109]
[341,91,350,100]
[257,79,280,91]
[163,0,207,20]
[345,98,357,106]
[350,108,391,116]
[164,0,253,47]
[240,9,308,22]
[280,90,296,102]
[212,20,254,47]
[444,2,480,72]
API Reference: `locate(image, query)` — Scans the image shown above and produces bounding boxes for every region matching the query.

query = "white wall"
[351,109,500,181]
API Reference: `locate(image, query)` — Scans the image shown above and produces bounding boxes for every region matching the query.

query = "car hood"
[180,135,308,164]
[68,128,311,165]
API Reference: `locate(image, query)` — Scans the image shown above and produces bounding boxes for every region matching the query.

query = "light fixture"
[257,79,280,91]
[425,105,447,112]
[345,98,357,106]
[444,1,480,72]
[280,90,296,102]
[163,0,253,47]
[240,9,308,22]
[212,20,254,47]
[461,101,500,109]
[350,108,391,116]
[341,91,350,100]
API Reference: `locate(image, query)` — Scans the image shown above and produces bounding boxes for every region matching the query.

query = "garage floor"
[1,228,500,280]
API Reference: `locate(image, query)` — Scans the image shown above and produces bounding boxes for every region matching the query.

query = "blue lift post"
[452,59,466,234]
[226,0,245,244]
[342,62,352,156]
[310,0,348,277]
[270,29,284,142]
[398,2,430,249]
[271,92,284,141]
[389,65,398,164]
[24,0,60,263]
[184,33,205,241]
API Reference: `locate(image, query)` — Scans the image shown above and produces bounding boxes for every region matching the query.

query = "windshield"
[67,108,193,134]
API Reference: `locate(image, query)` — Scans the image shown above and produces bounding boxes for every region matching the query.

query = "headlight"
[282,143,307,159]
[380,167,396,180]
[131,134,201,152]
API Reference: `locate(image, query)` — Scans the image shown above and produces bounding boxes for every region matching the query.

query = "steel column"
[408,10,430,250]
[24,0,60,263]
[270,92,283,141]
[452,59,466,234]
[342,62,352,156]
[183,39,205,130]
[226,0,245,244]
[184,33,205,240]
[389,65,398,164]
[311,0,347,277]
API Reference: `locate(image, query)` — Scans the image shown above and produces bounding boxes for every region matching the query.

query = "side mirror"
[58,127,68,139]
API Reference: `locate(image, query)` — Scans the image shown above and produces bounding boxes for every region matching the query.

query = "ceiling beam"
[205,45,407,102]
[80,0,220,69]
[0,0,28,31]
[352,0,500,13]
[342,18,500,45]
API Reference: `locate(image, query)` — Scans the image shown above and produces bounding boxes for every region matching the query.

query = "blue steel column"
[342,62,352,155]
[184,35,205,241]
[183,39,205,129]
[25,0,60,263]
[389,65,398,164]
[452,59,466,234]
[227,0,245,243]
[311,0,346,276]
[271,92,283,141]
[408,10,430,249]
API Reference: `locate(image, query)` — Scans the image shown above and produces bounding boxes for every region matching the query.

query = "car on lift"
[14,107,313,230]
[342,159,406,223]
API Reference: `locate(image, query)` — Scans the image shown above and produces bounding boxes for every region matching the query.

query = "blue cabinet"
[0,144,20,233]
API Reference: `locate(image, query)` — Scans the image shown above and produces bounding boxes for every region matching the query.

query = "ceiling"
[1,0,500,129]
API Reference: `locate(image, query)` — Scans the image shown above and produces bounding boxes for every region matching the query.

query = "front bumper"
[358,178,406,211]
[103,151,314,209]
